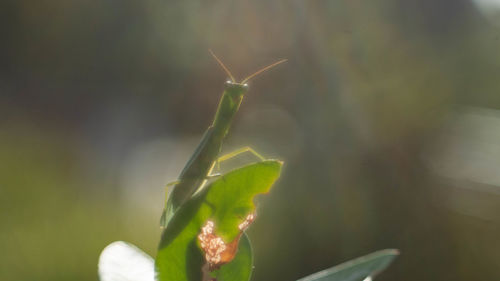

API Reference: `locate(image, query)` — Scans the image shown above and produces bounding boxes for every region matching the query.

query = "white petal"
[98,241,155,281]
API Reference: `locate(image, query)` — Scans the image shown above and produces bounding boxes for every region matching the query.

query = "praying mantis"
[160,51,287,227]
[99,52,398,281]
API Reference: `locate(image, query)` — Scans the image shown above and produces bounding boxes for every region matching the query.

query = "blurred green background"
[2,0,500,280]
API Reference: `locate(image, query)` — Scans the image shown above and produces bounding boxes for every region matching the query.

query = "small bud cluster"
[238,213,255,231]
[198,221,226,265]
[198,213,256,269]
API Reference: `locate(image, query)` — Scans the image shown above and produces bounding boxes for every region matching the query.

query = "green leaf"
[155,160,282,281]
[216,233,253,281]
[296,249,399,281]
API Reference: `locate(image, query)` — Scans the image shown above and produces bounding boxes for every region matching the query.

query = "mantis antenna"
[241,58,287,84]
[209,50,236,83]
[210,50,287,84]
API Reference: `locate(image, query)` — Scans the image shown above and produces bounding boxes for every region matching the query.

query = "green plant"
[98,55,398,281]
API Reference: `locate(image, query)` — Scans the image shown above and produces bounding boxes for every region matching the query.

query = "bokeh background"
[2,0,500,280]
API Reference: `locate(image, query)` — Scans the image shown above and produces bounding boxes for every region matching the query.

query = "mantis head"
[210,50,287,98]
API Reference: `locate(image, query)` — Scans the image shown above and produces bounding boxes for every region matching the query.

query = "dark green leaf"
[296,249,399,281]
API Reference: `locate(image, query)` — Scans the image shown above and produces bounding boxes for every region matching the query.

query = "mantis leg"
[215,146,266,171]
[165,180,180,187]
[164,180,180,203]
[163,172,220,193]
[218,146,265,162]
[167,147,265,187]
